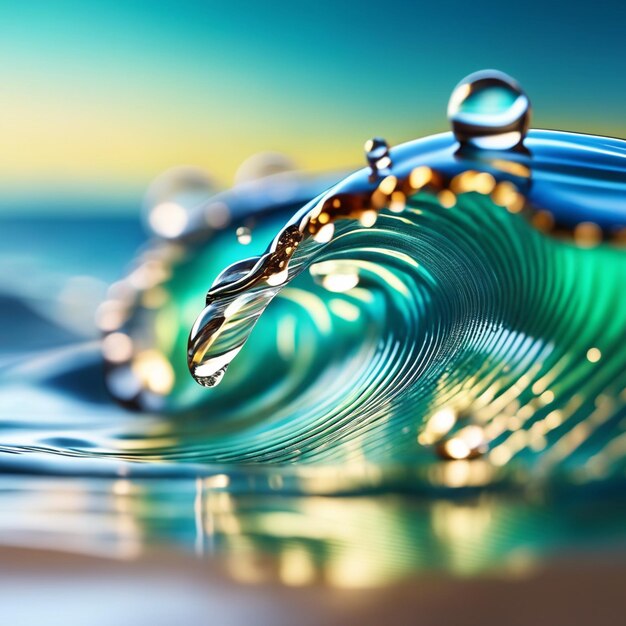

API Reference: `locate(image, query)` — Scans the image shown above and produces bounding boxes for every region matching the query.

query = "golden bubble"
[359,210,378,227]
[492,181,523,213]
[389,191,406,213]
[575,221,602,247]
[437,189,456,209]
[473,172,496,194]
[409,166,432,189]
[586,347,602,363]
[532,210,555,232]
[378,175,397,195]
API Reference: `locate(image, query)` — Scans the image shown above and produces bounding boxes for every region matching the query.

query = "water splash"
[2,71,623,489]
[3,71,626,585]
[178,70,626,478]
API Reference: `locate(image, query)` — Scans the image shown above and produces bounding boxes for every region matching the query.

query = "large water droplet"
[447,70,530,150]
[188,287,277,387]
[234,152,297,186]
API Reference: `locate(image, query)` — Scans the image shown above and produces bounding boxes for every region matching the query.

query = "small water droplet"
[236,226,252,245]
[364,137,392,173]
[448,70,530,150]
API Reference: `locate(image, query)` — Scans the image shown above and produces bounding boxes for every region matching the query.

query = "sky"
[1,0,625,213]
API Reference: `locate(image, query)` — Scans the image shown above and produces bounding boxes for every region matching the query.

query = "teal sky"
[1,0,625,213]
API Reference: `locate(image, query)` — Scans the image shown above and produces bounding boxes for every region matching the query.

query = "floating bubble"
[236,226,252,245]
[234,152,297,186]
[143,166,217,239]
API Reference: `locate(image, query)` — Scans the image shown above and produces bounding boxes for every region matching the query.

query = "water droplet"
[188,288,276,387]
[234,152,297,185]
[143,166,216,238]
[364,137,392,173]
[187,300,232,387]
[236,226,252,245]
[448,70,530,150]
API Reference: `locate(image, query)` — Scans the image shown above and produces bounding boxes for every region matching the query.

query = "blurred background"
[1,2,626,625]
[2,0,626,216]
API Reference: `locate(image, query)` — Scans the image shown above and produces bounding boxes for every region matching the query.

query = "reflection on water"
[1,300,624,587]
[1,474,625,587]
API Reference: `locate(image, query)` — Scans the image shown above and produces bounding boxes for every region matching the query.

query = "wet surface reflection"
[1,474,625,588]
